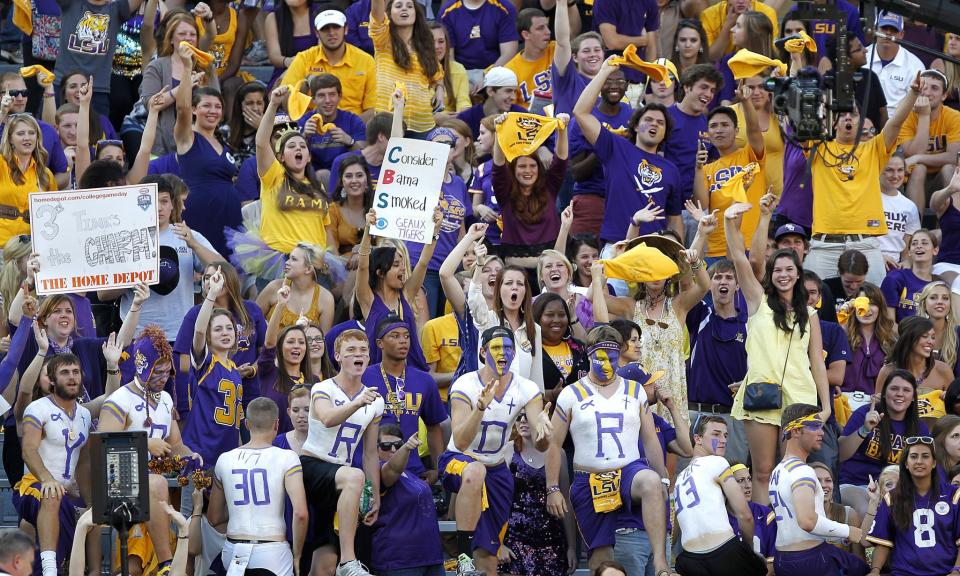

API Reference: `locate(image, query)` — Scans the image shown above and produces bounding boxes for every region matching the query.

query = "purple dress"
[842,337,885,395]
[938,197,960,265]
[178,133,241,258]
[500,453,569,576]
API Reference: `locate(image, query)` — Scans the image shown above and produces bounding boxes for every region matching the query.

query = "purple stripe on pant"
[439,451,514,555]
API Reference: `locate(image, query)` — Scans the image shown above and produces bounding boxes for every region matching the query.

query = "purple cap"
[774,222,808,241]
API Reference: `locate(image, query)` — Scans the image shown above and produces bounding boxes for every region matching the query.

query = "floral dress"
[500,453,569,576]
[634,298,688,425]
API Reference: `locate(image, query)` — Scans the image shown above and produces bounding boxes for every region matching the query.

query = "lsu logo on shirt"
[519,71,552,102]
[708,164,744,193]
[438,196,468,233]
[469,25,481,39]
[636,159,663,188]
[898,287,921,313]
[864,431,905,464]
[813,22,835,35]
[928,134,948,154]
[69,12,111,55]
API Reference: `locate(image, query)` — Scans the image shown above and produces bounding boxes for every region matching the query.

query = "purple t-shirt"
[592,0,659,83]
[357,364,447,474]
[345,0,374,54]
[147,152,181,177]
[299,109,366,171]
[405,175,471,271]
[468,159,501,246]
[840,404,929,485]
[778,138,813,228]
[938,197,960,265]
[370,467,444,571]
[330,150,381,195]
[440,0,519,70]
[820,319,851,368]
[730,501,777,560]
[550,58,591,116]
[492,156,568,246]
[880,268,930,323]
[868,484,960,576]
[662,104,707,201]
[38,120,68,175]
[594,127,681,243]
[569,103,633,196]
[686,298,748,406]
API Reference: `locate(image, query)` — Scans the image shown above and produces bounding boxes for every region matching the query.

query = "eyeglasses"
[906,436,934,446]
[4,90,27,98]
[306,336,324,344]
[378,440,404,451]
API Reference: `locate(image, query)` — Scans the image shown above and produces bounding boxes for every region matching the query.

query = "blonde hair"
[1,115,50,190]
[536,249,574,290]
[917,280,958,369]
[0,235,30,323]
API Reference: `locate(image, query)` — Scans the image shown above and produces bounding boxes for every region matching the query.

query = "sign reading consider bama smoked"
[371,137,449,244]
[30,184,160,296]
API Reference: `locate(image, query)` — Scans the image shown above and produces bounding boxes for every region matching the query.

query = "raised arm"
[371,0,386,22]
[390,88,405,139]
[740,85,765,158]
[140,0,161,68]
[258,85,287,177]
[931,166,960,218]
[553,0,573,76]
[673,220,714,317]
[440,224,488,316]
[16,321,48,427]
[724,203,763,312]
[749,192,777,282]
[116,283,150,347]
[693,141,709,211]
[573,57,619,146]
[882,72,921,151]
[554,113,569,160]
[174,42,197,155]
[128,87,167,185]
[264,284,289,349]
[75,76,95,185]
[356,210,376,319]
[192,267,223,360]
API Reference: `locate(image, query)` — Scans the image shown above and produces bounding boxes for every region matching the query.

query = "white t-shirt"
[22,397,92,492]
[878,190,921,260]
[303,379,384,466]
[770,457,826,549]
[555,377,646,470]
[119,226,218,340]
[447,371,541,466]
[675,455,736,550]
[215,446,301,539]
[102,383,175,439]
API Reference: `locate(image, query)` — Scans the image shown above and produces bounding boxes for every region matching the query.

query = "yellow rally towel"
[715,162,759,204]
[20,65,54,87]
[589,471,623,513]
[599,242,680,283]
[388,81,408,112]
[308,114,336,134]
[609,44,670,85]
[837,295,871,324]
[784,30,818,54]
[180,41,215,69]
[13,0,30,35]
[495,112,566,162]
[833,393,852,427]
[919,390,946,419]
[728,49,788,80]
[286,80,313,121]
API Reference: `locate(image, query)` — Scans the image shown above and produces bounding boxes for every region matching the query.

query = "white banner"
[370,137,448,244]
[30,184,160,295]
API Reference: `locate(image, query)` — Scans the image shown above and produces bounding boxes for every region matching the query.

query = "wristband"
[811,514,850,539]
[106,368,120,375]
[858,426,870,439]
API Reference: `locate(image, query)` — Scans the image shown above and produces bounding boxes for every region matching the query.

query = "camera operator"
[803,72,922,287]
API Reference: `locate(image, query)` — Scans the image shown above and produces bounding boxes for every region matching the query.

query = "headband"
[782,413,823,438]
[427,126,458,146]
[376,321,408,340]
[729,463,748,474]
[587,341,621,357]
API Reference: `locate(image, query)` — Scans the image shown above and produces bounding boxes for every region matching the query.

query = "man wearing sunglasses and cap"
[545,325,672,576]
[769,404,869,576]
[898,69,960,210]
[440,325,551,576]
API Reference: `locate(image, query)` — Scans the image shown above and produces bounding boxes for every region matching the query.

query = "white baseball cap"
[483,66,519,88]
[314,10,346,30]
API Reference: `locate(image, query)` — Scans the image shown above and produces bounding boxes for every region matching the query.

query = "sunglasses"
[4,90,27,98]
[906,436,934,446]
[517,413,527,422]
[642,318,670,329]
[378,440,404,451]
[96,139,125,153]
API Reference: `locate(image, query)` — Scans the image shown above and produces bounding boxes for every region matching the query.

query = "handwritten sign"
[370,137,448,244]
[30,184,159,295]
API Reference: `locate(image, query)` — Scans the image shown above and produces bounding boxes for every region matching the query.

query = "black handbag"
[743,324,795,411]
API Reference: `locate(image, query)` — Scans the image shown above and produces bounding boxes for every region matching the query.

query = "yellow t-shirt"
[196,8,237,74]
[704,146,766,257]
[259,160,331,254]
[897,106,960,156]
[811,135,891,235]
[370,14,443,133]
[505,42,556,110]
[733,105,783,197]
[700,1,780,56]
[281,44,377,116]
[0,156,56,246]
[421,313,461,401]
[445,60,472,113]
[542,340,573,377]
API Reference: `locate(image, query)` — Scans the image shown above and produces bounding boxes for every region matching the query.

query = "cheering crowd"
[1,0,960,576]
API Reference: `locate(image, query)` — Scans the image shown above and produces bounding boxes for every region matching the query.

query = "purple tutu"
[224,223,348,286]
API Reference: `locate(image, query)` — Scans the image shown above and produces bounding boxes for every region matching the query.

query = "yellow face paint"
[590,347,619,381]
[485,337,515,376]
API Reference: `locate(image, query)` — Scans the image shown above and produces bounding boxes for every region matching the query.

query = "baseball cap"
[876,10,903,32]
[655,57,678,84]
[481,326,514,348]
[774,222,808,242]
[152,245,180,296]
[314,10,346,30]
[483,66,519,88]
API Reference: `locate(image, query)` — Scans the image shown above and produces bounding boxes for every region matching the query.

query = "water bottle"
[359,480,373,516]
